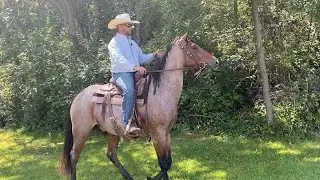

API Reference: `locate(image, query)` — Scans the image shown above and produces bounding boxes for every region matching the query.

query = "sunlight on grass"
[0,130,63,180]
[174,159,228,179]
[303,157,320,162]
[302,143,320,150]
[0,133,16,149]
[1,129,320,180]
[242,149,262,155]
[266,142,302,155]
[211,170,227,179]
[267,142,286,149]
[195,170,227,180]
[176,159,209,172]
[1,176,19,180]
[209,135,230,142]
[87,156,107,166]
[0,131,37,167]
[123,142,157,160]
[278,149,301,155]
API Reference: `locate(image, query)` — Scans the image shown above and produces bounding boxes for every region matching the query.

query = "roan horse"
[59,34,218,180]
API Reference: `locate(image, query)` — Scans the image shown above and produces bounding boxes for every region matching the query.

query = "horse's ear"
[181,33,188,39]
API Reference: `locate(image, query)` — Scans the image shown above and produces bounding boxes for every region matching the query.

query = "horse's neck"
[155,46,184,104]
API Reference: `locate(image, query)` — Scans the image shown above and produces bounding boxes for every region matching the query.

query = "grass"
[0,129,320,180]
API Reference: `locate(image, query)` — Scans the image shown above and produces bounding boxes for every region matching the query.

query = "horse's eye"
[191,43,197,49]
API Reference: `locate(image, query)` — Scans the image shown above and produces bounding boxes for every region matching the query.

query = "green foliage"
[0,0,319,138]
[0,0,111,132]
[0,66,13,127]
[274,71,320,137]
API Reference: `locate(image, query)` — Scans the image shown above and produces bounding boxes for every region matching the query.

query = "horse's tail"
[59,117,73,176]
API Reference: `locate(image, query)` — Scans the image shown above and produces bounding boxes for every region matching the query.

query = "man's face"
[119,23,134,36]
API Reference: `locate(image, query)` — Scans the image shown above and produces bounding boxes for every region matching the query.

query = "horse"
[59,33,218,180]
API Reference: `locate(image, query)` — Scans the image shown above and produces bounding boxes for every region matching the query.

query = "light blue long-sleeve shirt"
[108,33,153,73]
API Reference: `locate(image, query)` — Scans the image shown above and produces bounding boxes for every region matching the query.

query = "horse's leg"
[70,126,92,180]
[105,132,133,180]
[148,131,172,180]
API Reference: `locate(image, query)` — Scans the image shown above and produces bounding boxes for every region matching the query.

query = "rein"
[146,63,207,77]
[147,66,195,73]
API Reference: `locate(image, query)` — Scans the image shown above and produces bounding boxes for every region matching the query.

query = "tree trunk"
[135,1,141,45]
[251,0,275,124]
[3,0,9,8]
[233,0,239,47]
[95,0,109,41]
[234,0,238,29]
[129,0,141,45]
[54,0,90,54]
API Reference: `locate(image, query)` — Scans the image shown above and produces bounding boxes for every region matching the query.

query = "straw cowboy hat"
[108,13,140,29]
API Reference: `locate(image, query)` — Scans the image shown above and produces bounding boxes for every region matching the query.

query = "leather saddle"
[89,74,151,137]
[90,75,149,106]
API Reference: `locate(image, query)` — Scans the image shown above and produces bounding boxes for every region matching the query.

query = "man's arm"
[133,42,154,65]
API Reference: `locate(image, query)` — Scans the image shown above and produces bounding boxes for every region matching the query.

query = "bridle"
[177,37,209,76]
[147,36,210,76]
[178,37,208,68]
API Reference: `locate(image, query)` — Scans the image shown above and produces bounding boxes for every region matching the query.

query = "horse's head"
[176,33,218,69]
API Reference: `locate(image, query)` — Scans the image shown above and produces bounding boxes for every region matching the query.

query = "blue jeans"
[112,72,135,126]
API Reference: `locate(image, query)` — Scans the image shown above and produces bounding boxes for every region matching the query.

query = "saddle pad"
[90,95,122,105]
[90,77,148,106]
[90,96,145,106]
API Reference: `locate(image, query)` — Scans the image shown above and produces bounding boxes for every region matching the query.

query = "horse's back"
[70,84,122,135]
[70,84,102,113]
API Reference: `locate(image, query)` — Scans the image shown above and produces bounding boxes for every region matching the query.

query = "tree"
[54,0,90,54]
[251,0,274,124]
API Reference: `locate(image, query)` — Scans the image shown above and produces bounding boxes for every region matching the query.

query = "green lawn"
[0,129,319,180]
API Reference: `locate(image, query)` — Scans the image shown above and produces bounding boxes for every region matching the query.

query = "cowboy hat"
[108,13,140,29]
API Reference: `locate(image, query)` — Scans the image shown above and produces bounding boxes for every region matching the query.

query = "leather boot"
[124,119,141,137]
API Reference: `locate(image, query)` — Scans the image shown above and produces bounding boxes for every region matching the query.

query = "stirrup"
[124,125,141,138]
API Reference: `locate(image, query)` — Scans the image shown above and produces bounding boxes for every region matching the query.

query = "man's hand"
[152,50,161,57]
[133,66,147,74]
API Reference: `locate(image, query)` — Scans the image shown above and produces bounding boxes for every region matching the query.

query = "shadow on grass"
[1,130,320,180]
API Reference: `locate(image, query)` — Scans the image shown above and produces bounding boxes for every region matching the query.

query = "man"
[107,13,157,136]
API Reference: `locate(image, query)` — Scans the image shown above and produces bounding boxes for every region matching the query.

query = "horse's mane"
[150,43,173,94]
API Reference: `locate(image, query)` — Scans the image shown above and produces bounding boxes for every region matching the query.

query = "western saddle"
[90,74,150,137]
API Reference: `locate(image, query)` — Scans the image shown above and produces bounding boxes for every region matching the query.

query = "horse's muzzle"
[207,56,219,69]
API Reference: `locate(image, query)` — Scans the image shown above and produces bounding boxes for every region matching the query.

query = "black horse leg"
[105,133,133,180]
[148,132,172,180]
[69,128,90,180]
[70,151,78,180]
[70,141,86,180]
[157,152,171,180]
[147,152,172,180]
